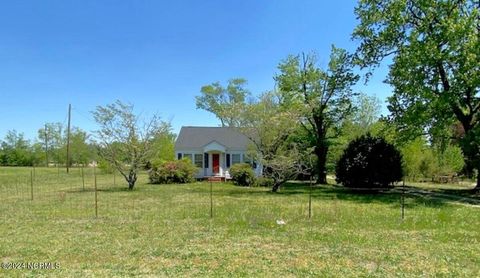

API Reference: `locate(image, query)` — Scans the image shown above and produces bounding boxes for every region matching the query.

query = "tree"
[92,100,171,190]
[38,122,64,166]
[353,0,480,189]
[401,137,435,181]
[196,79,307,191]
[58,127,93,166]
[195,78,251,127]
[0,130,35,166]
[328,94,383,172]
[240,92,306,192]
[353,94,382,131]
[275,47,359,184]
[149,130,176,168]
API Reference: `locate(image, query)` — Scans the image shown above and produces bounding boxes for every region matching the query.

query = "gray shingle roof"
[175,126,252,151]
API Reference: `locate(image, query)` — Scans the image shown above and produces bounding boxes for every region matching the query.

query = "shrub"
[149,159,198,184]
[335,134,403,188]
[230,163,256,186]
[97,158,115,174]
[255,177,274,187]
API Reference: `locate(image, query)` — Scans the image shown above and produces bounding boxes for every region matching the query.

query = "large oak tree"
[275,47,359,184]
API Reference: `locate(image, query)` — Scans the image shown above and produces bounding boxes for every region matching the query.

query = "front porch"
[202,141,231,178]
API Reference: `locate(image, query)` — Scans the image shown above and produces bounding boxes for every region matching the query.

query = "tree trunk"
[127,170,137,190]
[272,183,281,192]
[128,180,135,190]
[315,143,328,184]
[462,153,476,178]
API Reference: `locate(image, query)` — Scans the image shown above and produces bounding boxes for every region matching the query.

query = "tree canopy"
[353,0,480,188]
[92,100,172,190]
[195,78,251,127]
[275,47,359,183]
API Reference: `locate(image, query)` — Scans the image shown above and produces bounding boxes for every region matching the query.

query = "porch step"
[206,176,225,182]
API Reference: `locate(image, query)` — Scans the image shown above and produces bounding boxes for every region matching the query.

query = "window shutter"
[177,153,182,160]
[226,154,231,168]
[204,153,209,168]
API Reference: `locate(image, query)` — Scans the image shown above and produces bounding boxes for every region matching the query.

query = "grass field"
[1,167,479,277]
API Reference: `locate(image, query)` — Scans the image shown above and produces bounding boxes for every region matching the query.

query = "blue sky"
[0,0,391,141]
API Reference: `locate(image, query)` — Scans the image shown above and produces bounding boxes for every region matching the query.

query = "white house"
[174,126,262,179]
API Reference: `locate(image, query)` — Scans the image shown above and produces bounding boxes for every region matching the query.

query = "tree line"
[0,126,94,167]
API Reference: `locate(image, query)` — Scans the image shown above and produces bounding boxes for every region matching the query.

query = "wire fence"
[1,167,473,225]
[0,167,234,222]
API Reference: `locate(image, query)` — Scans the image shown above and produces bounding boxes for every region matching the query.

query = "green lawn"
[1,167,479,277]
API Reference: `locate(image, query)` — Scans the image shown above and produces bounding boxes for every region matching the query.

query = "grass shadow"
[222,182,457,208]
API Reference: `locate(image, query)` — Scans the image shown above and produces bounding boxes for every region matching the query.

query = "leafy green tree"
[196,78,251,127]
[0,130,34,166]
[435,144,465,176]
[30,142,46,166]
[401,137,435,181]
[38,122,64,166]
[353,94,382,131]
[240,92,307,192]
[275,47,359,183]
[353,0,480,189]
[92,100,171,190]
[328,94,383,172]
[149,129,176,168]
[58,127,93,166]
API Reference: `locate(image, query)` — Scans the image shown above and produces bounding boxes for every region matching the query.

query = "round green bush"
[255,177,274,187]
[335,134,403,188]
[149,159,198,184]
[229,163,256,186]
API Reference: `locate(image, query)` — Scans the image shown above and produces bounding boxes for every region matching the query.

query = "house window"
[177,153,182,160]
[226,154,231,168]
[232,154,241,165]
[194,154,203,168]
[183,153,193,162]
[204,153,209,168]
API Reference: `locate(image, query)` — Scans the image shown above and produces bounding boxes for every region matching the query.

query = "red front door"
[212,154,220,174]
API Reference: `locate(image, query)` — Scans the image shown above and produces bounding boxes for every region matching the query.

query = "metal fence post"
[309,176,312,219]
[94,165,98,218]
[30,169,34,201]
[210,181,213,218]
